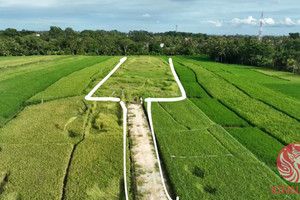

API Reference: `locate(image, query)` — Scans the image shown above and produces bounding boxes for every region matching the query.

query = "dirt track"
[128,104,167,200]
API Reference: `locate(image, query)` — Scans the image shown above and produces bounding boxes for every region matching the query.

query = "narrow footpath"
[128,104,167,200]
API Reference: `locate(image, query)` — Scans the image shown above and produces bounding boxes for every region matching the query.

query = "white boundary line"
[85,57,185,200]
[85,57,127,102]
[85,57,129,200]
[120,101,128,200]
[145,58,186,200]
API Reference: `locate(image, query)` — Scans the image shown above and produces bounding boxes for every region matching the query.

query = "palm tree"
[287,58,299,73]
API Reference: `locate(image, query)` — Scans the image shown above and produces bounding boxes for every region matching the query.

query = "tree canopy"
[0,27,299,73]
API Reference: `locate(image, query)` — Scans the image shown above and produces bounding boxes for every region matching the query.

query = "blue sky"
[0,0,299,35]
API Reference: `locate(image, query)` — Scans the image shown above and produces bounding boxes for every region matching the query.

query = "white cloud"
[262,18,275,25]
[280,17,295,26]
[231,16,257,26]
[142,13,151,18]
[207,20,222,27]
[207,16,300,28]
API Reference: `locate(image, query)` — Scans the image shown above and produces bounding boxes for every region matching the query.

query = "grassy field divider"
[197,70,292,145]
[203,66,300,122]
[85,57,127,102]
[61,102,91,200]
[181,62,290,146]
[27,57,116,104]
[172,59,295,186]
[157,102,189,130]
[209,125,293,200]
[203,75,288,145]
[0,56,105,126]
[145,58,186,200]
[84,57,129,200]
[177,62,214,98]
[0,56,68,70]
[0,172,9,195]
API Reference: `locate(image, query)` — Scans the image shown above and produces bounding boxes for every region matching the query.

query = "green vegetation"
[0,56,131,199]
[0,56,65,69]
[0,97,129,200]
[185,57,300,119]
[0,55,181,199]
[0,56,73,82]
[171,56,300,191]
[151,100,297,199]
[0,97,87,144]
[255,68,300,100]
[0,97,85,199]
[65,102,129,200]
[173,57,300,145]
[171,60,249,127]
[1,27,300,74]
[225,127,284,167]
[28,57,119,103]
[190,98,248,127]
[173,62,210,98]
[93,56,180,102]
[0,55,299,200]
[66,135,126,200]
[204,35,300,74]
[0,56,108,125]
[158,100,212,130]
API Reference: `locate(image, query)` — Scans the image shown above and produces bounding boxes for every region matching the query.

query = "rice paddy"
[0,55,299,199]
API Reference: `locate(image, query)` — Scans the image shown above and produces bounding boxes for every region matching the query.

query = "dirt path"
[128,104,167,200]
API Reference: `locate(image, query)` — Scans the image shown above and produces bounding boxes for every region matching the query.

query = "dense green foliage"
[0,27,205,56]
[1,27,300,73]
[203,34,300,74]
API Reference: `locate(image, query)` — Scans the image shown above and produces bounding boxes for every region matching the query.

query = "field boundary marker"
[171,154,233,159]
[145,58,186,200]
[85,57,129,200]
[85,57,184,200]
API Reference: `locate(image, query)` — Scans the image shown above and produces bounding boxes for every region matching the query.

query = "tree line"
[204,33,300,73]
[0,26,299,73]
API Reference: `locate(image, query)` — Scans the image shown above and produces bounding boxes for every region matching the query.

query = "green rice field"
[0,55,299,199]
